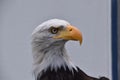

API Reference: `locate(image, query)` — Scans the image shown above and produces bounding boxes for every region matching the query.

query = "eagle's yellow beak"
[53,25,83,45]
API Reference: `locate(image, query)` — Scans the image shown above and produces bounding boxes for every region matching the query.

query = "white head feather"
[31,19,77,79]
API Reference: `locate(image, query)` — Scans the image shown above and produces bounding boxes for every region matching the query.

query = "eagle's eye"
[49,27,59,34]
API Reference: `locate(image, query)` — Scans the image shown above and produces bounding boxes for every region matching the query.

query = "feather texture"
[37,66,109,80]
[31,19,109,80]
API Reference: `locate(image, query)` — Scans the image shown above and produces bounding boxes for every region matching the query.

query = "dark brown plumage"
[37,66,109,80]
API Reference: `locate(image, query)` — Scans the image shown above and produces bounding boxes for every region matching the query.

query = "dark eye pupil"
[51,28,58,34]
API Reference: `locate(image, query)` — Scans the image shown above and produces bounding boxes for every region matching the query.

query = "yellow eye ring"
[50,27,59,34]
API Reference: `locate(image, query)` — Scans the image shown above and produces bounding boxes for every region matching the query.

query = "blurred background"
[118,0,120,79]
[0,0,111,80]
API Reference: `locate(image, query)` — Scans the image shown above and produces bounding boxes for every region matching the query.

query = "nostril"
[69,28,72,31]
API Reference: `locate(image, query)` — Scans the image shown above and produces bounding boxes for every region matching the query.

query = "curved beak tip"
[53,25,83,45]
[79,40,82,45]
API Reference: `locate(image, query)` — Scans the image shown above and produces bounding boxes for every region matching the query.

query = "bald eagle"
[31,19,109,80]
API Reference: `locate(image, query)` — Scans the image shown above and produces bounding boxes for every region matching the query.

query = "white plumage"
[31,19,109,80]
[32,19,76,79]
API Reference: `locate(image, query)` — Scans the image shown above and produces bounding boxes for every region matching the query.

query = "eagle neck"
[32,42,76,79]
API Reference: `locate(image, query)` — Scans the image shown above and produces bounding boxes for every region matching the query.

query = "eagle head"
[32,19,82,46]
[31,19,82,78]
